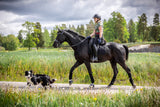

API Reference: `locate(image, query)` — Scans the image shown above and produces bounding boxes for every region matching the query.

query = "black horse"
[53,29,136,88]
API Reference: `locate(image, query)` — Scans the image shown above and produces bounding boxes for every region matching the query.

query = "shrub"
[114,39,121,43]
[2,34,19,51]
[0,46,5,51]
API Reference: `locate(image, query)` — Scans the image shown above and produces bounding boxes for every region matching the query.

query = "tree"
[22,21,35,35]
[23,33,35,50]
[79,24,85,36]
[70,25,76,31]
[17,30,23,44]
[51,26,58,46]
[153,13,159,26]
[22,21,35,50]
[137,13,148,41]
[76,25,80,34]
[33,22,41,50]
[35,22,44,47]
[103,18,115,42]
[103,12,129,43]
[0,33,3,46]
[61,24,67,29]
[2,34,19,50]
[86,20,94,37]
[151,13,160,41]
[43,27,51,47]
[128,19,137,42]
[114,12,129,42]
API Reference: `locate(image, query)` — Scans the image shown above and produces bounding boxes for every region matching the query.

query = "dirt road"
[0,81,159,94]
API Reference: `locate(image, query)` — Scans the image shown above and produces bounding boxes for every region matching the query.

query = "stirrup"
[94,57,98,61]
[91,56,95,62]
[91,56,98,62]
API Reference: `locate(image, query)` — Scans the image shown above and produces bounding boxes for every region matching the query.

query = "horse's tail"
[123,45,129,60]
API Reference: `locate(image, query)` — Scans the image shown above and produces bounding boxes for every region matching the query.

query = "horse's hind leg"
[107,59,118,88]
[119,62,136,88]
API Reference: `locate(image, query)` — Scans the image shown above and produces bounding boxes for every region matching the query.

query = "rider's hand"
[86,36,91,39]
[98,38,102,44]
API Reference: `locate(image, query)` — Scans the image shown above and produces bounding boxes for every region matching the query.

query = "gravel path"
[0,81,159,94]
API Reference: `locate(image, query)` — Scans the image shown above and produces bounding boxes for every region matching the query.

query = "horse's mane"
[65,29,85,40]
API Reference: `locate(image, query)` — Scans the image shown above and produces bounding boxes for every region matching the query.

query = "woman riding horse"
[87,14,104,62]
[53,29,136,88]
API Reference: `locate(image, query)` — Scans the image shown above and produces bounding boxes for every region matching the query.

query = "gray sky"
[0,0,160,35]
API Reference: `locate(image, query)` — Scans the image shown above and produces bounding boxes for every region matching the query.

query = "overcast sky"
[0,0,160,36]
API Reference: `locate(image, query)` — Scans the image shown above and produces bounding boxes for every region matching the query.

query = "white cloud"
[0,0,160,35]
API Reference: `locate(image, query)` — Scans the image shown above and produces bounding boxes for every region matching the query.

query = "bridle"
[54,31,64,45]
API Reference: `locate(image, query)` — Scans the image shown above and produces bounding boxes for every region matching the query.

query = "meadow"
[0,48,160,86]
[0,88,160,107]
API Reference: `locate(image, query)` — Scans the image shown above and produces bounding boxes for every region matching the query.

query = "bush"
[114,39,121,43]
[2,34,19,51]
[0,46,5,51]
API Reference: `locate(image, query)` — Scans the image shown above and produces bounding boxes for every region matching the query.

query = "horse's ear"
[58,28,61,32]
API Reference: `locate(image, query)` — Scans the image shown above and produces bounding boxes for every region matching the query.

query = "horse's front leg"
[69,61,83,85]
[84,62,95,88]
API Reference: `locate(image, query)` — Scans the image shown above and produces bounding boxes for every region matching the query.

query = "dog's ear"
[25,71,28,76]
[30,70,33,73]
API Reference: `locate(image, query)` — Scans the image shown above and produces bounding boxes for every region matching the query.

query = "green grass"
[0,88,159,107]
[0,48,160,86]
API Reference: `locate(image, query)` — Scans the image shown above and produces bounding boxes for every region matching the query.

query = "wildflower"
[93,98,97,101]
[80,102,83,105]
[38,88,41,90]
[140,88,143,91]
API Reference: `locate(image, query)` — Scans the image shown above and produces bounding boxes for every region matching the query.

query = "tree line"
[0,11,160,51]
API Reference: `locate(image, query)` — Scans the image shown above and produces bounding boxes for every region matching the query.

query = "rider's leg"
[93,44,98,61]
[89,38,94,61]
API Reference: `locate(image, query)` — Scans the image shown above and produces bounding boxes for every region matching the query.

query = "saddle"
[88,38,106,56]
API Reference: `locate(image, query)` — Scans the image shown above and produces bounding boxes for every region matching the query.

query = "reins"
[70,38,87,47]
[59,30,87,48]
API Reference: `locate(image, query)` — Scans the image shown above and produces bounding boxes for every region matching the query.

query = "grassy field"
[0,48,160,86]
[0,48,160,106]
[0,88,160,107]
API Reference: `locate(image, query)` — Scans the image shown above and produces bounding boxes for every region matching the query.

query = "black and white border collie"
[25,70,56,90]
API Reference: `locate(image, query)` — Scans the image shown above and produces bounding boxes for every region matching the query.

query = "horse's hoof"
[107,85,112,88]
[89,83,94,88]
[69,80,73,86]
[133,85,136,89]
[49,85,52,88]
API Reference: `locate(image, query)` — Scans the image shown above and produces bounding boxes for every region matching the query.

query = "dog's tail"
[50,79,57,84]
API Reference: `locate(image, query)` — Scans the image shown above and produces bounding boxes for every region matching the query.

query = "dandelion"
[80,87,83,90]
[140,88,143,91]
[38,88,41,90]
[93,98,97,101]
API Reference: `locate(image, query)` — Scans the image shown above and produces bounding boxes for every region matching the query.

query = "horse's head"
[53,29,66,48]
